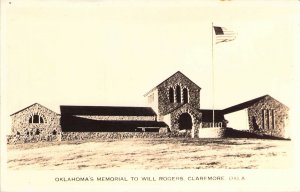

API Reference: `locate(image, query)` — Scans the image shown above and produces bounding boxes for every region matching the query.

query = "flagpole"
[212,22,215,128]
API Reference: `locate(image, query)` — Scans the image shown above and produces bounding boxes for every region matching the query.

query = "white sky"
[1,0,298,130]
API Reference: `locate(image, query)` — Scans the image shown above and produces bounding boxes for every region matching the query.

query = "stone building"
[144,71,225,137]
[9,71,289,139]
[10,103,61,137]
[223,95,289,138]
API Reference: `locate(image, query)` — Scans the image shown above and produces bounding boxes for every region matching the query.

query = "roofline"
[10,103,58,116]
[199,109,223,111]
[144,87,158,97]
[144,71,201,96]
[60,105,154,108]
[223,94,289,114]
[59,105,157,116]
[222,95,268,114]
[265,95,289,109]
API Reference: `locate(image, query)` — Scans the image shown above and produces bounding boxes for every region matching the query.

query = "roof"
[60,105,157,116]
[223,95,269,114]
[61,115,167,132]
[144,71,201,96]
[10,103,58,116]
[198,109,225,122]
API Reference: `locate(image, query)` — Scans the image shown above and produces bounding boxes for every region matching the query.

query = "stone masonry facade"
[169,103,202,133]
[145,71,203,137]
[156,71,201,116]
[247,95,289,138]
[10,103,61,137]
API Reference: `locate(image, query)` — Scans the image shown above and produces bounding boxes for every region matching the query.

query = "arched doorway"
[178,113,193,130]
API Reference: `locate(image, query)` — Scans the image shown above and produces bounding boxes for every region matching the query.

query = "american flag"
[213,26,237,44]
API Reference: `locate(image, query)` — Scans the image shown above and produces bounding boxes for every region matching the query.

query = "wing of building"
[223,95,289,138]
[60,106,167,132]
[10,103,61,137]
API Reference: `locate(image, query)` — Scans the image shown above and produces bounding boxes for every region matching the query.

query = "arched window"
[183,88,188,103]
[33,115,39,123]
[40,116,44,123]
[169,87,174,103]
[176,85,181,103]
[29,114,45,124]
[52,130,57,135]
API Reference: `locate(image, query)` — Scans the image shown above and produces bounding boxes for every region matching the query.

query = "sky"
[1,0,298,132]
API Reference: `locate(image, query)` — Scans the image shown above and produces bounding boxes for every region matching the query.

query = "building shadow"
[252,116,260,131]
[224,128,290,140]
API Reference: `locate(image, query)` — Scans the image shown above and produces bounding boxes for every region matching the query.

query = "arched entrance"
[178,113,193,130]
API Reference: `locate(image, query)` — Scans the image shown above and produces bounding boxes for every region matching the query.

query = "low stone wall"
[7,131,192,144]
[198,127,226,138]
[61,131,192,140]
[61,132,161,140]
[7,134,61,144]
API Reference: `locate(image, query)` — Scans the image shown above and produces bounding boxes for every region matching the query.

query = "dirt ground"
[7,138,292,169]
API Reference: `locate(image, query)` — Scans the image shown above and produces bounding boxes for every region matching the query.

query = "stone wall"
[60,132,166,140]
[7,131,193,144]
[198,127,226,138]
[74,115,156,121]
[247,95,289,138]
[7,134,61,144]
[62,131,191,140]
[11,103,61,137]
[156,72,201,115]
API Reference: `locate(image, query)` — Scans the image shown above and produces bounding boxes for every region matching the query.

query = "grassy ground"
[7,138,292,169]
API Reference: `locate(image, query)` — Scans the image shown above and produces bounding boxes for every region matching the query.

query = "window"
[176,85,181,103]
[271,109,275,129]
[29,114,45,124]
[262,109,265,129]
[169,87,174,103]
[33,115,39,123]
[183,88,188,103]
[266,110,270,129]
[52,130,57,135]
[262,109,275,129]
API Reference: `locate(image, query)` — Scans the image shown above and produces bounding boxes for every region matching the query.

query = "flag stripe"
[213,26,236,44]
